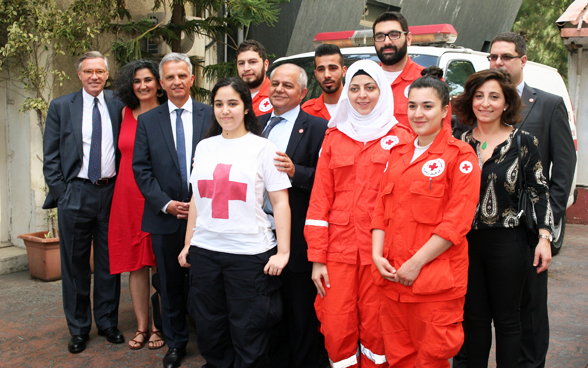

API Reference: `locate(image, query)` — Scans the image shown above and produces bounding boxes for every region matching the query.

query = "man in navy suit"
[43,51,125,353]
[261,63,328,368]
[133,53,212,368]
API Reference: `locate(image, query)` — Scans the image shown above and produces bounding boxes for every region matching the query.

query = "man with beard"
[372,11,451,128]
[237,39,274,116]
[302,44,347,120]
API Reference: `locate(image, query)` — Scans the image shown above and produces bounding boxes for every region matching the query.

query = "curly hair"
[205,78,263,138]
[452,69,522,127]
[114,59,167,109]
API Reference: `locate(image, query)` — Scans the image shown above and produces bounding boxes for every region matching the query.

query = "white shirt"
[267,105,300,152]
[78,89,115,179]
[325,103,337,117]
[516,81,526,97]
[383,70,402,85]
[411,137,434,163]
[162,98,194,213]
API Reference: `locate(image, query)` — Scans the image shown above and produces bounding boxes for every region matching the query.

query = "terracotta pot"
[18,231,61,281]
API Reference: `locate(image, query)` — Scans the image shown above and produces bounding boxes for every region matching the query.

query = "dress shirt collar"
[270,105,300,125]
[82,89,105,107]
[168,97,193,114]
[516,81,526,97]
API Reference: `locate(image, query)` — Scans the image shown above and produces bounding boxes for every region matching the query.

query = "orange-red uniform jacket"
[305,124,413,266]
[389,57,452,129]
[252,77,273,116]
[371,127,481,302]
[302,94,331,121]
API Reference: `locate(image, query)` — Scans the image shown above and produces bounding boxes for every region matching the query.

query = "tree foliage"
[512,0,574,83]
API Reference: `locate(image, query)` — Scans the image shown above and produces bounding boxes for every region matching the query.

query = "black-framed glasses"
[486,54,524,62]
[373,31,407,42]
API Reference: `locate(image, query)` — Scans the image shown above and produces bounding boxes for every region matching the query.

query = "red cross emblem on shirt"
[263,100,270,108]
[429,163,438,170]
[197,163,247,219]
[386,139,393,145]
[462,163,470,171]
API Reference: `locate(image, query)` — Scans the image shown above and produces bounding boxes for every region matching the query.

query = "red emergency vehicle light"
[313,24,458,48]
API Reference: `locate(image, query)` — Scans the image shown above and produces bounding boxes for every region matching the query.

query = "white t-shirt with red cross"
[189,132,291,255]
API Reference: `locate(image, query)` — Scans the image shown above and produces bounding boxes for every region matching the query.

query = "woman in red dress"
[109,59,167,350]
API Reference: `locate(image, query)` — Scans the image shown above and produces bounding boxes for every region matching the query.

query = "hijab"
[328,59,398,142]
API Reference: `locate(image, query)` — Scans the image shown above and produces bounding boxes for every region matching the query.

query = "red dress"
[108,108,156,274]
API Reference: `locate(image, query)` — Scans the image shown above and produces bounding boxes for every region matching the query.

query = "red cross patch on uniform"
[422,158,445,177]
[380,135,399,150]
[259,98,273,113]
[459,160,474,174]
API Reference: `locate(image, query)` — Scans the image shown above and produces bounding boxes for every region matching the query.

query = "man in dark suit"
[261,63,328,368]
[453,33,576,368]
[133,53,212,368]
[43,51,125,353]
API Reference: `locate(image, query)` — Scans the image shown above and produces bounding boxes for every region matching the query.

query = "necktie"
[88,97,102,183]
[263,116,284,138]
[175,108,188,200]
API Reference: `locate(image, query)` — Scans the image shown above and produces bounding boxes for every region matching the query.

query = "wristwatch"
[538,233,552,242]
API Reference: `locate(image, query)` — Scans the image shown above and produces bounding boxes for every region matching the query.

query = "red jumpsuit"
[302,94,332,121]
[305,124,413,368]
[371,127,481,367]
[389,57,452,129]
[252,77,273,116]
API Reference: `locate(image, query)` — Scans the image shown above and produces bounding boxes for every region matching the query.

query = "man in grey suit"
[453,33,576,368]
[43,51,125,353]
[133,53,212,368]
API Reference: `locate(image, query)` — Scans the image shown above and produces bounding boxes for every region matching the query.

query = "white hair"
[159,53,193,77]
[270,63,308,91]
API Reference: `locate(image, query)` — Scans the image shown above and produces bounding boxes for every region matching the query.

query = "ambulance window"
[445,60,475,97]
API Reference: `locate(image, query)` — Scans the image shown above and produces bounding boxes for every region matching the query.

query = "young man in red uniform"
[237,40,274,116]
[301,43,347,121]
[372,12,451,128]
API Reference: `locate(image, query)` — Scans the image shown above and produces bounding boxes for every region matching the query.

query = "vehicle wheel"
[551,215,566,256]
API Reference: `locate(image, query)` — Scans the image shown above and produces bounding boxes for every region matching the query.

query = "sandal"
[128,330,148,350]
[148,330,166,350]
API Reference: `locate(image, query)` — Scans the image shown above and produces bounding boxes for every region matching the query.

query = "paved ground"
[1,225,587,368]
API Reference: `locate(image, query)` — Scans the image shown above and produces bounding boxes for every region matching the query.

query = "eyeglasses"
[82,69,107,77]
[486,54,524,62]
[373,31,408,42]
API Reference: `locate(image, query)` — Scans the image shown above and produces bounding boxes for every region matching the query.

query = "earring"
[504,107,506,111]
[157,89,164,97]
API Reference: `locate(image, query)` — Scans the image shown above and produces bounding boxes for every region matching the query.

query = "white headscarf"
[327,59,398,142]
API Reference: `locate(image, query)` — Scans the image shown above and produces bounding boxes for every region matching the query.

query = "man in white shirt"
[133,53,212,368]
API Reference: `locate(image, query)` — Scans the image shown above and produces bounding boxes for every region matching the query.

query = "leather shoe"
[98,327,124,344]
[68,334,89,354]
[163,346,186,368]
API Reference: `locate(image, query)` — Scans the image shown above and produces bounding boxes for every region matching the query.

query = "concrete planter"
[18,231,61,281]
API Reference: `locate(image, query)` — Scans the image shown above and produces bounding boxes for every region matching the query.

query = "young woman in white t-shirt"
[178,78,291,367]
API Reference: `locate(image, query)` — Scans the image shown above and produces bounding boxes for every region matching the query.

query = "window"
[445,60,475,97]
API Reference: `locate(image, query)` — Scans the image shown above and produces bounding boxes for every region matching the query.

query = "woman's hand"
[373,255,396,282]
[264,252,289,276]
[534,238,552,273]
[312,262,330,298]
[395,258,424,287]
[178,244,191,268]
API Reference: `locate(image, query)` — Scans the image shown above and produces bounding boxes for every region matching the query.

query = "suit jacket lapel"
[285,111,307,157]
[69,90,84,162]
[159,107,181,171]
[519,84,537,128]
[191,100,205,161]
[104,92,120,143]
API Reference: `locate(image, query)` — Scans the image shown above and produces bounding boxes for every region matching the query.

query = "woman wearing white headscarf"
[304,60,413,367]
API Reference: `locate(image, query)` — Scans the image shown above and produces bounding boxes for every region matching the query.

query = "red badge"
[299,129,304,133]
[529,98,534,103]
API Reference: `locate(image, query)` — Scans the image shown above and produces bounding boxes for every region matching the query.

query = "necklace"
[481,141,488,150]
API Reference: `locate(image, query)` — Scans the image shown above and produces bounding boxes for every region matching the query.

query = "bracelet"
[538,233,552,242]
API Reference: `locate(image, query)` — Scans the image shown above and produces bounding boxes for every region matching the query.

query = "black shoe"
[163,347,186,368]
[98,327,124,344]
[68,334,89,354]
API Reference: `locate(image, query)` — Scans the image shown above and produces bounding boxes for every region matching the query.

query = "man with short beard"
[237,39,274,116]
[302,44,347,120]
[373,12,451,128]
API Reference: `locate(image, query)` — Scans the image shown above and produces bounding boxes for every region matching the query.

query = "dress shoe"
[68,334,89,354]
[163,346,186,368]
[98,327,124,344]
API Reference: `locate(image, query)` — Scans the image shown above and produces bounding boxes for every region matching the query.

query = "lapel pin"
[299,129,304,133]
[529,98,534,103]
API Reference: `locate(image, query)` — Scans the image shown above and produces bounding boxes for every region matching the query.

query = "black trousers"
[463,226,531,368]
[151,225,188,349]
[57,179,120,336]
[188,246,282,368]
[269,267,322,368]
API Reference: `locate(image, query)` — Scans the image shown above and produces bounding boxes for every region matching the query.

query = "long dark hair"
[206,78,262,138]
[452,69,522,127]
[114,59,167,109]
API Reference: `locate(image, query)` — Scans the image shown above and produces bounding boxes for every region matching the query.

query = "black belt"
[74,177,115,185]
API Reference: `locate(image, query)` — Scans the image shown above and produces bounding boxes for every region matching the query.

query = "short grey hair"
[159,53,193,78]
[76,51,109,71]
[270,63,308,92]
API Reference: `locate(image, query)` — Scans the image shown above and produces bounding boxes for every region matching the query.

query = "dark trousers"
[57,179,120,336]
[464,226,531,368]
[269,267,322,368]
[188,246,282,368]
[151,226,188,349]
[518,264,549,368]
